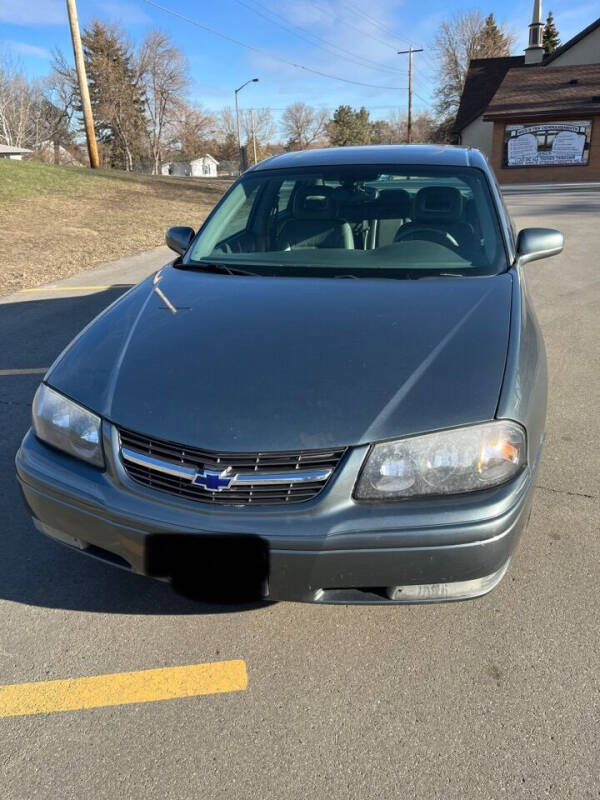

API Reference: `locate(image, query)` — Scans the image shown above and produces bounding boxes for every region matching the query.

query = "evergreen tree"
[477,14,512,57]
[543,11,561,54]
[327,105,372,147]
[370,119,394,145]
[216,131,240,163]
[80,21,147,170]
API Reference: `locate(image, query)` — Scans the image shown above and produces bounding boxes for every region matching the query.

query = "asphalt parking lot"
[0,184,599,799]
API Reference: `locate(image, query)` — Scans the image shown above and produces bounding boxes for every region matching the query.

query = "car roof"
[248,145,488,172]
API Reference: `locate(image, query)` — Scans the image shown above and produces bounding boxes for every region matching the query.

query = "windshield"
[187,165,507,278]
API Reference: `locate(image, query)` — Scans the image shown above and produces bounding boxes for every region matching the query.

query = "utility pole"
[234,89,242,169]
[234,78,259,174]
[249,109,257,165]
[66,0,100,168]
[397,46,423,144]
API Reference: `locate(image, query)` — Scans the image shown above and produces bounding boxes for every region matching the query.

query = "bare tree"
[281,103,329,150]
[384,111,406,143]
[212,107,239,163]
[169,103,216,158]
[47,50,79,138]
[44,68,77,129]
[138,30,189,174]
[0,51,41,148]
[382,110,436,143]
[38,68,79,161]
[215,106,237,142]
[433,11,514,118]
[0,49,81,162]
[240,107,275,159]
[214,106,275,163]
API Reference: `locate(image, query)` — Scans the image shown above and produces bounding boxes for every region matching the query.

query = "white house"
[161,154,219,178]
[0,144,32,160]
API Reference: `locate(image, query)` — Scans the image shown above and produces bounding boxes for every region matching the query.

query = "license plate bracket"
[146,533,269,602]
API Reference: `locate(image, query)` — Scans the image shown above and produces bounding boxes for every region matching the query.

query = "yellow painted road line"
[0,660,247,719]
[0,368,47,376]
[19,285,112,292]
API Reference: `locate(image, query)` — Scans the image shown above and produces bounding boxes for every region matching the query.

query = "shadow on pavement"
[0,290,269,615]
[0,287,129,369]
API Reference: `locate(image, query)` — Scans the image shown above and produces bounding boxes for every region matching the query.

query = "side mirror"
[516,227,563,265]
[166,226,195,256]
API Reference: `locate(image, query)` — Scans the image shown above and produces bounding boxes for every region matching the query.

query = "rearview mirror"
[516,228,563,265]
[166,226,195,256]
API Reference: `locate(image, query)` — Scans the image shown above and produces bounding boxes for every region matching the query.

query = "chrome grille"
[118,426,346,506]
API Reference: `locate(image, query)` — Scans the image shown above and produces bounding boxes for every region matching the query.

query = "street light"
[234,78,259,173]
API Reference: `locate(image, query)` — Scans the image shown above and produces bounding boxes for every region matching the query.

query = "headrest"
[464,197,478,225]
[292,185,336,219]
[331,186,372,222]
[372,188,411,220]
[415,187,463,222]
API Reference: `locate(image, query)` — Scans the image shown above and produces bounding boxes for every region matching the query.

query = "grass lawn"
[0,160,229,295]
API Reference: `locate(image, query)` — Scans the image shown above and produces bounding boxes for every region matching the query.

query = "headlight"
[355,421,526,501]
[32,384,104,468]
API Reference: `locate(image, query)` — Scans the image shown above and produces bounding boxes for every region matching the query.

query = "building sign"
[504,121,592,167]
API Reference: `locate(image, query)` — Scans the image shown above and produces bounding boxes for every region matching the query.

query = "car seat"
[394,186,476,251]
[277,186,354,250]
[370,188,412,247]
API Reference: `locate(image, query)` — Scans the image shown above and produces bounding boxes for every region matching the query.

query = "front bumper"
[15,425,538,604]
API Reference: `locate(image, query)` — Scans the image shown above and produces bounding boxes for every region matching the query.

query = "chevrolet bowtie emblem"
[191,467,234,491]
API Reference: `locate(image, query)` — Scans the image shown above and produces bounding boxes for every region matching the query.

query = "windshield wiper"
[186,262,261,277]
[413,272,466,279]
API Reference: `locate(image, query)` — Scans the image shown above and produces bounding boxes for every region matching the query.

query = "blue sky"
[1,0,597,122]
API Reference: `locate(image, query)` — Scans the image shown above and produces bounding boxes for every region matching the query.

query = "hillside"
[0,161,229,295]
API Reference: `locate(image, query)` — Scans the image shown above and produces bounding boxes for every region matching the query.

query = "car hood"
[48,267,512,451]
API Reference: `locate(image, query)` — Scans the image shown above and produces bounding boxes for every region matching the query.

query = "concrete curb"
[501,181,600,192]
[1,246,172,305]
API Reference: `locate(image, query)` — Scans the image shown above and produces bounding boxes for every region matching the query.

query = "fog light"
[385,559,510,602]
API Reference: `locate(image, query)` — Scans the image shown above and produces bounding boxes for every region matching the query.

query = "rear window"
[188,165,507,278]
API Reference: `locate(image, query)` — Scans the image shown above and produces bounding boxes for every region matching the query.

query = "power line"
[411,70,434,93]
[320,0,440,80]
[345,0,438,73]
[304,0,438,76]
[232,0,406,77]
[142,0,407,90]
[412,91,431,107]
[337,0,416,49]
[407,58,438,94]
[236,105,404,112]
[226,104,433,114]
[412,63,434,80]
[418,53,439,72]
[306,0,441,74]
[300,0,402,52]
[417,47,439,72]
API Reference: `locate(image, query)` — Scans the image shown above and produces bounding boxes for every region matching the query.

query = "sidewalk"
[501,181,600,192]
[1,246,172,305]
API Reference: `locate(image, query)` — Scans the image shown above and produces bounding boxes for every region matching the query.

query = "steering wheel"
[394,226,460,250]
